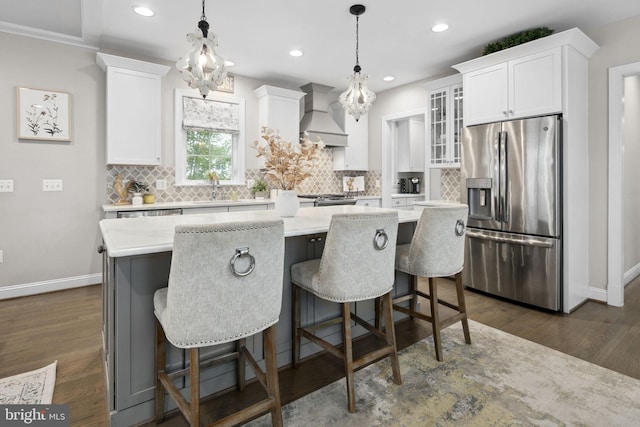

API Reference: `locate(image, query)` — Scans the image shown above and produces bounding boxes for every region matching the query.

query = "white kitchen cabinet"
[97,53,169,165]
[459,47,562,126]
[330,103,369,171]
[424,75,463,168]
[254,85,305,146]
[391,195,424,210]
[396,117,425,173]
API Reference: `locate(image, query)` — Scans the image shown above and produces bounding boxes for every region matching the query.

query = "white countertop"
[102,195,382,212]
[99,205,421,258]
[102,199,274,212]
[414,200,463,206]
[391,193,425,198]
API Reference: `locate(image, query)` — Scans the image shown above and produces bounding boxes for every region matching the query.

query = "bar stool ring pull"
[373,228,389,250]
[230,247,255,277]
[455,219,465,236]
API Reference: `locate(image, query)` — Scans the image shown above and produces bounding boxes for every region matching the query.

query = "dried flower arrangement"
[252,127,325,191]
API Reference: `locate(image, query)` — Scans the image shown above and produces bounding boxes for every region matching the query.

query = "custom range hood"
[299,83,348,147]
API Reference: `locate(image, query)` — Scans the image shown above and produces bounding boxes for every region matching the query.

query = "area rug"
[248,321,640,426]
[0,361,57,404]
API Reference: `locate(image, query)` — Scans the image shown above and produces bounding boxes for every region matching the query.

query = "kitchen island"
[99,205,421,426]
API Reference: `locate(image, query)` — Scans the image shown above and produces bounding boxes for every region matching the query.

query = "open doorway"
[608,62,640,307]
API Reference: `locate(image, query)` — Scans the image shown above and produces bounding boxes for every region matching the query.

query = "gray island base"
[99,206,421,426]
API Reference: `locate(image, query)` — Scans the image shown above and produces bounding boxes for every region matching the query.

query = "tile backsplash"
[440,169,461,202]
[106,149,382,204]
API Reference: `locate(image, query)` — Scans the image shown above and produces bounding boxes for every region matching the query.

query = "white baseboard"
[587,286,607,303]
[624,262,640,286]
[0,273,101,300]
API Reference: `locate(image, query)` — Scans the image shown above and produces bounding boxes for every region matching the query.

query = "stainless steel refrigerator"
[460,115,562,311]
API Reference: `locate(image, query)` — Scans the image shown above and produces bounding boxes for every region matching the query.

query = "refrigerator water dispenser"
[466,178,492,219]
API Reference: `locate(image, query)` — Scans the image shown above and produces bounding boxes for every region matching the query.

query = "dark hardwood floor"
[1,277,638,426]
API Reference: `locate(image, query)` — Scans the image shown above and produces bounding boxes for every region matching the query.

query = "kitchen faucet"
[211,179,219,200]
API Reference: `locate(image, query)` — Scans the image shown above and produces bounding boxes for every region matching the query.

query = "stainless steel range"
[298,194,358,207]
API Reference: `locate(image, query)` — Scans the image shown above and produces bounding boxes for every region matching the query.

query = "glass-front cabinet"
[425,75,463,168]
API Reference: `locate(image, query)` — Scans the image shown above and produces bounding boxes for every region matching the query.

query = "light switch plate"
[247,179,255,188]
[43,179,63,191]
[156,179,167,190]
[0,180,13,192]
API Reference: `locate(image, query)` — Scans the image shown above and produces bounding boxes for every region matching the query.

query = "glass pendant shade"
[176,2,226,99]
[339,66,376,122]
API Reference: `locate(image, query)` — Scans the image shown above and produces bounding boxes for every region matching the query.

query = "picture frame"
[17,87,72,141]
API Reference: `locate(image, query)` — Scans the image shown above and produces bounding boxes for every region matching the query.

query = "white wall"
[0,33,104,290]
[586,14,640,290]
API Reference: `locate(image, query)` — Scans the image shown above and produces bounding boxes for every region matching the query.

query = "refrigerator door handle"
[494,131,501,222]
[466,229,554,248]
[501,131,509,223]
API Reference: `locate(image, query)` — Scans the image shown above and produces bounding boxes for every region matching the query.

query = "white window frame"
[174,88,246,186]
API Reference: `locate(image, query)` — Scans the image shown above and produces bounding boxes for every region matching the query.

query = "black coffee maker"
[410,177,421,194]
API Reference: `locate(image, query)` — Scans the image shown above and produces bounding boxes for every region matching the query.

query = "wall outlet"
[0,250,3,263]
[375,179,381,189]
[0,180,14,192]
[156,179,167,190]
[246,179,255,188]
[43,179,63,191]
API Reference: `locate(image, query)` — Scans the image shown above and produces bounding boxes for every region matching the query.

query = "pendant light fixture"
[339,4,376,122]
[176,0,227,98]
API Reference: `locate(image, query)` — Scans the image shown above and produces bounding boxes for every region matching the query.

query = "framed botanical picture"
[17,87,72,141]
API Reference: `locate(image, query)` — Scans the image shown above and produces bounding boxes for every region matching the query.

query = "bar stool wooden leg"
[410,274,419,319]
[155,320,166,424]
[429,277,443,362]
[455,272,472,344]
[189,348,200,427]
[237,338,246,391]
[382,292,402,384]
[341,303,356,413]
[264,325,283,427]
[292,284,301,368]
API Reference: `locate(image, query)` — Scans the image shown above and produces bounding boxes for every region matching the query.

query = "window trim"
[174,88,246,186]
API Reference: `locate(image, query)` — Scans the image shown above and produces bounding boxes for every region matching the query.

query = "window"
[174,89,245,185]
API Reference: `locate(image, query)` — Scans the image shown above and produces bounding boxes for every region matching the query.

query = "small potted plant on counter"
[129,180,149,206]
[252,180,268,200]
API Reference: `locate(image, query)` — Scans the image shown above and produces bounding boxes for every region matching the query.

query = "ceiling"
[2,0,640,94]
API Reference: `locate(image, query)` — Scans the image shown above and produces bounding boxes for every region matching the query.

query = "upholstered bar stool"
[154,219,285,427]
[389,205,471,362]
[291,211,401,413]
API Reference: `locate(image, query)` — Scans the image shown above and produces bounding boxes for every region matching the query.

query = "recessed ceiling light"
[383,76,395,82]
[432,23,449,33]
[133,6,155,17]
[225,60,235,67]
[289,50,304,57]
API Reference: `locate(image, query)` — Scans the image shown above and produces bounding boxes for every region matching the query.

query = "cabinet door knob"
[502,111,508,116]
[509,110,514,114]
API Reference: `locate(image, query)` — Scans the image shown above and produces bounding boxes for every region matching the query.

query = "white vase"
[275,190,299,217]
[131,192,143,206]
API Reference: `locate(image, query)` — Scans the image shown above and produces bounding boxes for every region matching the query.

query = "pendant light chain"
[201,0,207,21]
[355,15,360,67]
